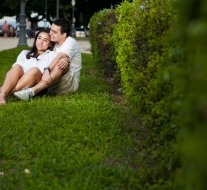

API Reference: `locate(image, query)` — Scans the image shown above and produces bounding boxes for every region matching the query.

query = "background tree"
[0,0,19,18]
[0,0,124,28]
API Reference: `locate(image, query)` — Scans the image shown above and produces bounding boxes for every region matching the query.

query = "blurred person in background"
[15,20,20,38]
[26,18,31,38]
[9,25,14,37]
[2,21,9,38]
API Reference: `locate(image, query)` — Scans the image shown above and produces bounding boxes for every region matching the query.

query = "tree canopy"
[0,0,124,27]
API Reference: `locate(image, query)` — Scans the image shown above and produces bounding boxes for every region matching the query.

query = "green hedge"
[112,1,177,188]
[170,0,207,189]
[89,9,118,77]
[113,0,175,107]
[89,0,207,189]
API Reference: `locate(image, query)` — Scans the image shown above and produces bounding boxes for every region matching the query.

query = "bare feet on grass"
[0,94,6,105]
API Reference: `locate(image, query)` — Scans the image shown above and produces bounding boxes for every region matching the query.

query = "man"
[14,18,82,101]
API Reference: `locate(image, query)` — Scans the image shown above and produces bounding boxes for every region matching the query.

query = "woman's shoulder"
[21,50,29,53]
[39,50,58,57]
[19,50,29,56]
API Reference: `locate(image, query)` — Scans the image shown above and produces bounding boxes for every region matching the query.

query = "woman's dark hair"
[53,18,71,37]
[26,29,55,59]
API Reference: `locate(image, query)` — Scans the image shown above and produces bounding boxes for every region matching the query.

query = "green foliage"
[0,48,141,189]
[89,1,178,187]
[113,0,175,107]
[169,0,207,189]
[0,0,123,27]
[90,0,207,189]
[112,2,178,187]
[89,9,118,77]
[0,0,19,18]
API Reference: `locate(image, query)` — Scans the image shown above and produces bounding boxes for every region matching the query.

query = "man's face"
[50,24,63,42]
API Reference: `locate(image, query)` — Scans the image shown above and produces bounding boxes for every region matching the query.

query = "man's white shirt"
[54,36,82,83]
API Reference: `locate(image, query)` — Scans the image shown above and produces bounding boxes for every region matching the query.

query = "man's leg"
[32,65,69,94]
[27,30,30,38]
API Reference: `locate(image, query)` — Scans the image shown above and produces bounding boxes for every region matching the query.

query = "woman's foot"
[0,94,6,105]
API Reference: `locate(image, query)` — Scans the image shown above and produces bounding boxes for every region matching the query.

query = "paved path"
[0,37,91,54]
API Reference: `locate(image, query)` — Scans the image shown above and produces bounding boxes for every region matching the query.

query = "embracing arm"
[49,52,70,71]
[42,52,70,84]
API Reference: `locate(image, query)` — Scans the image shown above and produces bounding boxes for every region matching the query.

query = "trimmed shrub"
[89,0,207,189]
[113,0,174,108]
[89,9,118,77]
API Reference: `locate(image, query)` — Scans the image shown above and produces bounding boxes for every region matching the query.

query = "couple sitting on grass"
[0,18,82,105]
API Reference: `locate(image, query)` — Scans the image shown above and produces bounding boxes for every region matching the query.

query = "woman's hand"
[58,57,70,70]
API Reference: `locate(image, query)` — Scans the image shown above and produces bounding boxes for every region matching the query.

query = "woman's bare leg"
[10,67,42,94]
[0,65,24,105]
[0,67,42,105]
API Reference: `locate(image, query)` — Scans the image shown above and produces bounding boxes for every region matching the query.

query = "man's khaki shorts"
[48,71,79,94]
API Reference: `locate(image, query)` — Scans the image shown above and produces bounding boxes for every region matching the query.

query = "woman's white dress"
[12,50,58,73]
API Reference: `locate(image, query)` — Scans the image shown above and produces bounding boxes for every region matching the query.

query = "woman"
[0,29,62,105]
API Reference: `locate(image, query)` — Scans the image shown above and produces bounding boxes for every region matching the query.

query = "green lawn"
[0,47,140,189]
[74,37,89,41]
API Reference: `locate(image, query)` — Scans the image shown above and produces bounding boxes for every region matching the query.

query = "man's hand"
[58,57,70,70]
[42,70,52,84]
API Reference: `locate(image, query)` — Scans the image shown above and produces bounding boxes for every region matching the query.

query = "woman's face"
[36,32,51,54]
